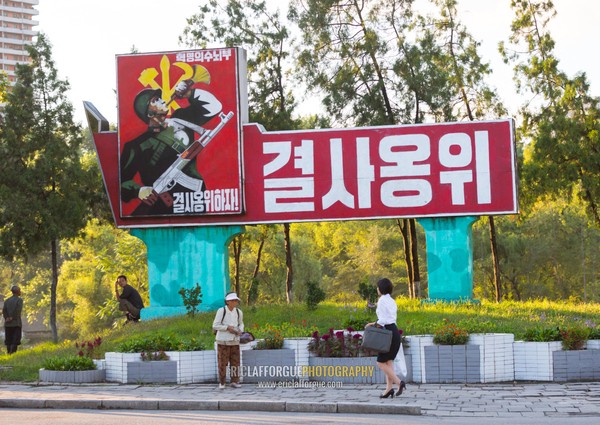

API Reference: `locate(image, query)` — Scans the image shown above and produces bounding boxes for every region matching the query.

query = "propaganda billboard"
[89,48,517,228]
[116,48,246,218]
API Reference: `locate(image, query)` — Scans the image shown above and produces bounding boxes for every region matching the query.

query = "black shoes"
[397,381,407,395]
[380,388,395,399]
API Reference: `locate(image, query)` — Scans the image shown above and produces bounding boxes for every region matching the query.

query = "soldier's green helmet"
[133,88,162,123]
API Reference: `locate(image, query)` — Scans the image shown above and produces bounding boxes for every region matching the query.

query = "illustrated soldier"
[120,67,223,216]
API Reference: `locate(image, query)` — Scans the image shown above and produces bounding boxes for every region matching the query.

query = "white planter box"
[105,352,141,383]
[105,351,217,384]
[283,338,311,379]
[469,333,515,382]
[586,340,600,350]
[409,333,514,383]
[513,341,562,381]
[39,368,105,383]
[405,335,434,383]
[166,350,217,383]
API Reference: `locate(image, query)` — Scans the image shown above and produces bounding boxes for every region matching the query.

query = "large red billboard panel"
[116,48,245,218]
[242,119,517,223]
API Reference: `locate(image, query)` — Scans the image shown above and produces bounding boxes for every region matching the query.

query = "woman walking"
[365,278,406,398]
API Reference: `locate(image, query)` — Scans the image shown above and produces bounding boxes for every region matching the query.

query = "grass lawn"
[1,298,599,382]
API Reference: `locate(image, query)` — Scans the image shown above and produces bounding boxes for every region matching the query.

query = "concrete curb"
[0,398,421,415]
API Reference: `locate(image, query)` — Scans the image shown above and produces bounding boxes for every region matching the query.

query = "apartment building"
[0,0,39,82]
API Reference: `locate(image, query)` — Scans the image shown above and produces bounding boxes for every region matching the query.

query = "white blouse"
[376,294,397,326]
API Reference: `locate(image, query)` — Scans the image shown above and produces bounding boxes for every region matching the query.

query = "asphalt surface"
[1,381,600,417]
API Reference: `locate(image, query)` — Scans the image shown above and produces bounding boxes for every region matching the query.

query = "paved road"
[1,381,600,418]
[2,409,600,425]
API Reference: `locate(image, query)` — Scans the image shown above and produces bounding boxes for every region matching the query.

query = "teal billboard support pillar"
[417,216,478,301]
[131,225,244,320]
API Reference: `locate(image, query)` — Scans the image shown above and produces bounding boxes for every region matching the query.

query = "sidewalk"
[1,381,600,417]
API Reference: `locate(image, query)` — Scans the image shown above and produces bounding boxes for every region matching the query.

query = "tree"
[501,0,600,226]
[290,0,425,297]
[182,0,301,302]
[423,0,507,302]
[0,34,93,342]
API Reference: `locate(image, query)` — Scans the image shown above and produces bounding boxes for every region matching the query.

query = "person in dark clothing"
[2,285,23,354]
[115,275,144,322]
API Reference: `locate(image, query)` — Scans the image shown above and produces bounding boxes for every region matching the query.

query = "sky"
[36,0,600,127]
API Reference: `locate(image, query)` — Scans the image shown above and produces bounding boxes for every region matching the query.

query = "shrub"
[251,320,318,338]
[177,338,206,351]
[433,321,469,345]
[308,328,369,357]
[342,310,376,330]
[116,334,182,353]
[254,328,284,350]
[523,326,561,342]
[559,324,590,351]
[140,350,170,361]
[42,355,96,371]
[588,326,600,340]
[358,281,378,310]
[305,280,326,310]
[178,283,203,316]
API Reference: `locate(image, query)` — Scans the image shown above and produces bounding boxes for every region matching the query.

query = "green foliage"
[433,321,470,345]
[116,334,182,353]
[342,309,376,331]
[254,326,284,350]
[523,326,561,342]
[588,327,600,340]
[177,338,206,352]
[358,281,378,306]
[502,0,600,226]
[140,351,170,361]
[559,324,590,351]
[178,283,203,316]
[305,281,326,310]
[251,321,318,339]
[42,355,95,371]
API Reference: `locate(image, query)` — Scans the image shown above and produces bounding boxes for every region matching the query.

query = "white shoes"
[218,384,226,389]
[231,383,242,388]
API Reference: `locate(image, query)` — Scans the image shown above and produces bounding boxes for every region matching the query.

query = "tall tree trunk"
[489,216,502,302]
[409,218,421,298]
[50,239,59,343]
[396,219,414,298]
[232,235,242,295]
[283,223,293,303]
[247,234,266,304]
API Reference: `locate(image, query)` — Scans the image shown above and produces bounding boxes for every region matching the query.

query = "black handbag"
[362,325,393,353]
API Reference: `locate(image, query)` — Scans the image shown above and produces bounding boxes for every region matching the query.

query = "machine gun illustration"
[146,111,234,207]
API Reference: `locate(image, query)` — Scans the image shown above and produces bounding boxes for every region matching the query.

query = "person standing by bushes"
[365,278,406,399]
[2,285,23,355]
[213,292,244,389]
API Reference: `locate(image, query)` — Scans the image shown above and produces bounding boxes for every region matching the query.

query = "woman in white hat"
[212,292,244,389]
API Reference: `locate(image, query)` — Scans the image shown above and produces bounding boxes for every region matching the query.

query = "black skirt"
[376,323,401,363]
